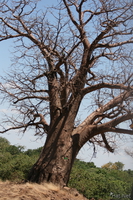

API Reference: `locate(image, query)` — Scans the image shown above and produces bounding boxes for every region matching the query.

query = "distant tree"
[0,137,10,152]
[102,162,116,170]
[0,137,24,155]
[102,161,124,170]
[6,145,25,155]
[24,147,42,157]
[74,159,96,170]
[87,162,96,169]
[0,0,133,186]
[114,161,124,171]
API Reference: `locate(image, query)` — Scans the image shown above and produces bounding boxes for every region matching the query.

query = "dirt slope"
[0,181,89,200]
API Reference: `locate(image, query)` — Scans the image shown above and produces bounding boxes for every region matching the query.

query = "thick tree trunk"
[28,92,83,186]
[28,116,80,186]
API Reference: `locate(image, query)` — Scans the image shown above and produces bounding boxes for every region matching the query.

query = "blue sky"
[0,0,133,170]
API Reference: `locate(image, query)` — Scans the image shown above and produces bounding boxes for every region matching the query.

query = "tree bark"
[28,115,80,186]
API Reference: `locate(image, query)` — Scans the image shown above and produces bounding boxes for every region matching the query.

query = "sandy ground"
[0,181,89,200]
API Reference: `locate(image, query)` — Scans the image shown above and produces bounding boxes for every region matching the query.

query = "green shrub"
[69,161,133,200]
[0,137,38,181]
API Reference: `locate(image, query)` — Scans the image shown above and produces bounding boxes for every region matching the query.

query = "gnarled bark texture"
[28,116,80,186]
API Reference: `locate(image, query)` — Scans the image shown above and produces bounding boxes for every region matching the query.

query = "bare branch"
[13,95,49,104]
[108,127,133,135]
[82,82,133,96]
[96,39,133,49]
[101,133,114,153]
[63,0,79,29]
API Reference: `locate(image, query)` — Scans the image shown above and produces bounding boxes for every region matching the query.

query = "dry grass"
[0,180,89,200]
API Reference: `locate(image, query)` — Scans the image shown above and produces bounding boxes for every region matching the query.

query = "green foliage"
[131,184,133,200]
[6,145,25,155]
[126,169,133,177]
[115,161,125,171]
[69,160,133,200]
[73,159,96,170]
[0,137,10,145]
[0,137,39,181]
[24,147,42,157]
[69,167,110,199]
[0,137,10,152]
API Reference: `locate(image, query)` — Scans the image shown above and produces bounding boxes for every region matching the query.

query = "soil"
[0,181,89,200]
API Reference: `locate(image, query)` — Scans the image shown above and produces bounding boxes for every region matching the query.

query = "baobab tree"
[0,0,133,186]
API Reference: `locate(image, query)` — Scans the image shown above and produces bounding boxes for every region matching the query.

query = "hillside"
[0,181,89,200]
